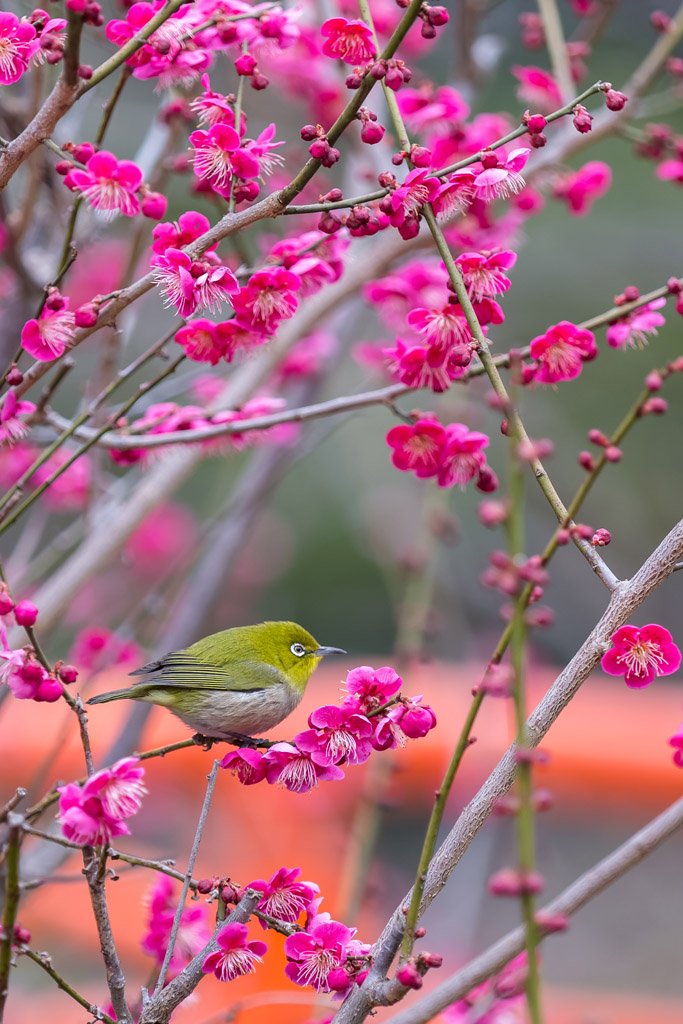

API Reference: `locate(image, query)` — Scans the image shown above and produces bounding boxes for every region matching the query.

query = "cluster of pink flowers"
[221,664,436,792]
[0,645,62,703]
[58,757,146,847]
[142,876,211,976]
[21,289,76,362]
[61,149,167,220]
[386,416,496,491]
[526,321,598,384]
[601,624,681,688]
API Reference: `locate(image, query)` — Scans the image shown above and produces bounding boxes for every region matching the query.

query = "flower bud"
[141,191,167,220]
[588,427,609,446]
[572,105,593,133]
[604,445,622,462]
[14,601,38,627]
[360,120,385,144]
[526,113,547,133]
[604,89,627,111]
[529,132,547,148]
[77,64,93,79]
[6,366,23,386]
[532,788,554,812]
[591,528,611,547]
[58,663,79,683]
[578,450,595,471]
[410,145,431,167]
[75,302,99,328]
[0,584,14,616]
[650,10,671,31]
[641,396,668,415]
[396,962,423,989]
[234,52,257,75]
[535,910,569,933]
[300,124,321,141]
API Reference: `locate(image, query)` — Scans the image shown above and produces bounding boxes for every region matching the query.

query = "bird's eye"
[290,643,306,657]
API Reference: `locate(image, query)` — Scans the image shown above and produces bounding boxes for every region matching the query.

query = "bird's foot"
[224,731,261,748]
[192,733,217,751]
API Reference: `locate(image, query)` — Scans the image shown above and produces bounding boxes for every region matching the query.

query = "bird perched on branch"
[87,621,345,740]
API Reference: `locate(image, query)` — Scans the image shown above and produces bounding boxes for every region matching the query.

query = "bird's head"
[259,621,346,692]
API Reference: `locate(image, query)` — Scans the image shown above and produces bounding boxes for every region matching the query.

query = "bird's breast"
[171,682,303,738]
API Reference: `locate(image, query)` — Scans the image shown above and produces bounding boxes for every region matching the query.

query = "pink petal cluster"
[284,913,368,993]
[511,65,562,112]
[68,626,140,673]
[0,390,36,445]
[362,259,449,331]
[382,169,441,236]
[320,18,376,64]
[605,298,666,349]
[601,624,681,688]
[0,646,61,703]
[142,876,210,974]
[552,161,612,217]
[246,866,319,925]
[386,416,494,490]
[668,721,683,767]
[455,250,517,302]
[58,757,146,846]
[151,210,215,256]
[528,321,598,383]
[31,449,91,510]
[231,267,302,336]
[397,85,470,134]
[266,231,348,297]
[383,336,471,392]
[0,13,38,85]
[189,123,260,197]
[152,249,238,318]
[202,923,267,982]
[64,151,143,218]
[471,148,531,202]
[21,292,76,362]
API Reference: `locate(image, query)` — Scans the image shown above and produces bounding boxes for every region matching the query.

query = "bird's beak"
[315,646,346,657]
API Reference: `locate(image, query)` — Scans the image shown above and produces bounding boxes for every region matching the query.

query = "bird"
[86,621,346,740]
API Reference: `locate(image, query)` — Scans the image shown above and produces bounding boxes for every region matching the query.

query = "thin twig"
[22,947,116,1024]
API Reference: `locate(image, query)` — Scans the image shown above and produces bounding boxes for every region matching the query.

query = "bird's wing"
[130,655,284,692]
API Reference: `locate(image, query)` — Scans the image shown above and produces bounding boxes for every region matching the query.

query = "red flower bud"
[14,600,38,627]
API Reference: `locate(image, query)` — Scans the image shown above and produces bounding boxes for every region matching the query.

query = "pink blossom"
[268,232,347,296]
[190,74,243,128]
[656,158,683,185]
[21,291,76,362]
[455,250,517,302]
[0,390,36,444]
[431,170,475,218]
[511,65,563,112]
[242,123,286,176]
[69,627,139,673]
[276,332,336,381]
[284,913,363,991]
[202,923,267,982]
[601,624,681,688]
[390,697,437,738]
[246,866,319,924]
[437,423,490,489]
[384,337,470,392]
[407,304,471,350]
[31,450,90,510]
[386,417,446,478]
[86,758,147,820]
[397,85,469,134]
[264,742,345,792]
[388,169,441,226]
[320,18,376,64]
[142,876,210,973]
[174,319,226,365]
[0,647,61,703]
[64,151,143,218]
[58,781,131,847]
[125,502,197,575]
[472,148,530,202]
[344,665,402,704]
[552,161,612,217]
[0,13,37,85]
[529,321,598,383]
[152,249,238,318]
[605,298,666,349]
[363,259,449,329]
[151,211,213,256]
[231,267,301,335]
[295,704,374,766]
[189,124,260,197]
[220,747,268,785]
[668,722,683,767]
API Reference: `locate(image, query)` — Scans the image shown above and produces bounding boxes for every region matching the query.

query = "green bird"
[87,621,345,739]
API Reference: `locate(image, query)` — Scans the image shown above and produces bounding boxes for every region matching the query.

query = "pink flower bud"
[556,528,570,545]
[572,105,593,133]
[396,962,423,989]
[250,71,268,90]
[0,583,14,616]
[529,132,547,149]
[572,523,594,540]
[300,124,321,141]
[74,302,98,328]
[13,925,31,944]
[532,788,554,811]
[55,160,73,176]
[588,428,609,446]
[591,527,612,547]
[141,191,167,220]
[650,10,671,31]
[476,466,499,493]
[604,445,622,462]
[5,366,23,386]
[535,910,569,933]
[58,663,78,683]
[641,396,668,415]
[410,145,431,167]
[77,64,93,79]
[420,951,443,968]
[414,926,426,938]
[196,878,216,894]
[604,89,627,111]
[235,52,257,75]
[478,500,508,527]
[14,600,38,627]
[345,70,364,89]
[35,676,62,702]
[426,6,448,26]
[526,113,547,133]
[327,967,352,991]
[360,120,385,144]
[488,868,524,896]
[578,450,595,471]
[492,794,521,815]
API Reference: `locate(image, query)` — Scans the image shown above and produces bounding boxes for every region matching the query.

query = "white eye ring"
[291,643,306,657]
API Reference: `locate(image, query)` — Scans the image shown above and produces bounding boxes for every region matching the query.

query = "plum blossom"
[0,390,36,445]
[511,65,562,112]
[397,84,470,134]
[601,624,681,688]
[363,259,448,329]
[407,304,471,350]
[190,73,243,128]
[152,249,238,318]
[455,250,517,302]
[0,647,61,702]
[231,267,301,335]
[343,665,402,705]
[386,417,446,478]
[84,757,146,820]
[202,923,267,982]
[174,319,225,365]
[0,13,37,85]
[384,336,471,392]
[528,321,598,383]
[552,161,612,217]
[295,705,374,766]
[64,151,143,218]
[320,18,376,64]
[189,123,260,196]
[58,782,131,847]
[438,423,491,489]
[31,450,91,509]
[245,866,319,924]
[431,169,475,218]
[264,742,345,792]
[242,123,286,176]
[605,298,666,349]
[21,296,76,361]
[390,697,437,738]
[284,913,366,992]
[220,747,268,784]
[142,876,210,974]
[387,168,441,226]
[151,210,213,255]
[472,149,530,201]
[668,722,683,767]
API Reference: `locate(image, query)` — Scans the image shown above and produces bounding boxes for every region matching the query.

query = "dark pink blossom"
[264,742,344,792]
[431,170,475,218]
[242,123,286,176]
[511,65,562,112]
[529,321,598,383]
[0,390,36,444]
[295,705,373,766]
[58,781,131,847]
[151,211,213,255]
[152,249,238,318]
[64,151,143,218]
[437,423,490,489]
[0,13,37,85]
[174,319,225,365]
[220,747,268,785]
[397,85,469,134]
[668,722,683,767]
[386,417,446,478]
[69,626,139,673]
[388,169,441,226]
[363,259,449,330]
[284,913,365,991]
[344,665,402,704]
[552,161,612,217]
[472,148,530,202]
[202,923,267,982]
[267,231,348,296]
[245,866,319,924]
[231,267,301,335]
[142,876,210,974]
[605,298,666,349]
[189,123,260,197]
[84,757,146,820]
[320,18,376,64]
[31,449,91,510]
[0,647,61,703]
[190,73,242,128]
[390,697,437,738]
[21,298,76,362]
[407,304,471,351]
[384,337,470,392]
[455,250,517,302]
[601,624,681,688]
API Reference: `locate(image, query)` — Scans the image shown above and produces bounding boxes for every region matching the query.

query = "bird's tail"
[87,688,132,705]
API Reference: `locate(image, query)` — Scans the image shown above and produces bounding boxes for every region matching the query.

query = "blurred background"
[2,0,683,1020]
